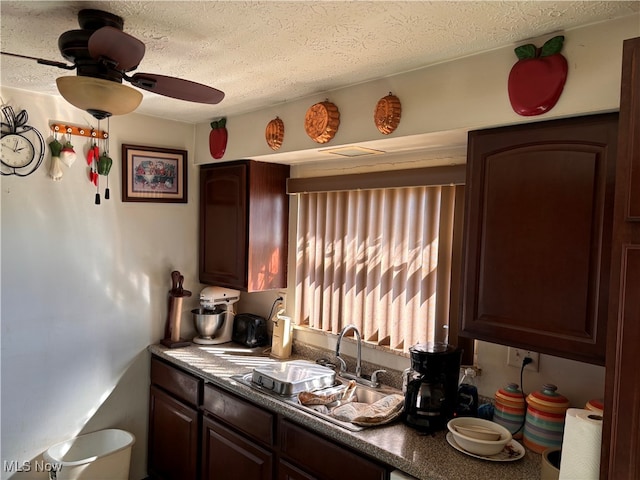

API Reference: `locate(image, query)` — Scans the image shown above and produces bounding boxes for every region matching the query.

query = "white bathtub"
[43,429,135,480]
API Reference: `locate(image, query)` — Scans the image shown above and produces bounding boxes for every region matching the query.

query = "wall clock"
[374,93,401,135]
[0,106,45,177]
[304,101,340,144]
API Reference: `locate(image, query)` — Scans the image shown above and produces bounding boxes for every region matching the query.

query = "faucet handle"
[370,369,387,386]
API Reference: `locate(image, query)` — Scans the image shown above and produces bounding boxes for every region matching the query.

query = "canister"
[493,383,526,438]
[523,384,570,453]
[585,398,604,416]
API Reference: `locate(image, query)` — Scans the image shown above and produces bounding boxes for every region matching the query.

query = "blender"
[192,286,240,345]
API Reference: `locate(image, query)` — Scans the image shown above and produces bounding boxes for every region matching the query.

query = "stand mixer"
[192,286,240,345]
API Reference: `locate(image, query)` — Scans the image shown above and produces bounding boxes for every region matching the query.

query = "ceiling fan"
[1,9,225,119]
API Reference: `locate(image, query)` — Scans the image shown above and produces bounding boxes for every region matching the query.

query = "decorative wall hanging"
[209,118,228,159]
[304,100,340,144]
[508,35,568,116]
[48,137,64,180]
[0,105,45,177]
[85,124,112,204]
[122,144,187,203]
[265,117,285,151]
[374,93,402,135]
[47,122,111,193]
[48,129,78,181]
[50,123,109,140]
[49,122,110,185]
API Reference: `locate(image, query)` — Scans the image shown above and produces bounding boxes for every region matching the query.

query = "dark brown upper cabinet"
[199,160,290,292]
[603,36,640,479]
[460,113,619,365]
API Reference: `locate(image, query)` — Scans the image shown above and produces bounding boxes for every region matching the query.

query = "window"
[290,167,464,353]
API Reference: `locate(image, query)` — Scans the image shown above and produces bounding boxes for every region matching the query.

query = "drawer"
[280,419,387,480]
[203,383,275,446]
[150,356,202,407]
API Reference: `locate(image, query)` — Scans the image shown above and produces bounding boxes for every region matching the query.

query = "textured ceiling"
[1,1,638,124]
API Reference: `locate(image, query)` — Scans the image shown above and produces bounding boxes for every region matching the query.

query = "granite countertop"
[148,343,542,480]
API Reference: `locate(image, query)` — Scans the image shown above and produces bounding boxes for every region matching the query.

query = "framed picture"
[121,144,188,203]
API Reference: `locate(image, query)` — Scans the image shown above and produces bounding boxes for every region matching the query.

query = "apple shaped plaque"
[508,35,568,116]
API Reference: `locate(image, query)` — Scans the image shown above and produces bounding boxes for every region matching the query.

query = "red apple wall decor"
[209,118,228,159]
[508,35,568,116]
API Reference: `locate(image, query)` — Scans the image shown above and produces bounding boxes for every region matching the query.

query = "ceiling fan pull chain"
[95,174,101,205]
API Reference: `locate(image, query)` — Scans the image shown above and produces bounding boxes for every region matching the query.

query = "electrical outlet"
[507,347,540,372]
[277,291,287,313]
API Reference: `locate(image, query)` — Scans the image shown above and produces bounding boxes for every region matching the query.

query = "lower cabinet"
[149,356,391,480]
[201,383,275,480]
[148,358,202,480]
[279,419,388,480]
[277,460,318,480]
[202,416,273,480]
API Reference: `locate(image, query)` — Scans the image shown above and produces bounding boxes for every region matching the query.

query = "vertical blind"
[294,185,457,352]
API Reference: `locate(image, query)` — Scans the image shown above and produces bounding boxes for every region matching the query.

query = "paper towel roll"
[559,408,603,480]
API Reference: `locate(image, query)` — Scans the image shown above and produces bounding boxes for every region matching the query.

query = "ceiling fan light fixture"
[56,76,143,119]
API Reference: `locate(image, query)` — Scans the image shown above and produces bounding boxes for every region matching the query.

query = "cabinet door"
[148,385,199,480]
[244,161,290,291]
[203,383,274,446]
[280,419,387,480]
[199,160,290,292]
[201,415,272,480]
[603,36,640,479]
[199,163,248,289]
[277,460,318,480]
[461,113,618,365]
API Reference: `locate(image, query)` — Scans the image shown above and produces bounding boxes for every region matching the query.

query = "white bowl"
[447,418,512,456]
[454,424,502,441]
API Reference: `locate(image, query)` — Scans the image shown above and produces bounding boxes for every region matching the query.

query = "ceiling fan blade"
[1,51,75,70]
[129,73,225,104]
[88,26,145,71]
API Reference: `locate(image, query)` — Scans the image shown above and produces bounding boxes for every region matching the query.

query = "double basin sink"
[233,361,403,431]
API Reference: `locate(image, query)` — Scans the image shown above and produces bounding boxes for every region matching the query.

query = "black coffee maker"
[403,343,463,431]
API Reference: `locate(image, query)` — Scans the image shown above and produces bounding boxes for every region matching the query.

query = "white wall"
[0,87,202,480]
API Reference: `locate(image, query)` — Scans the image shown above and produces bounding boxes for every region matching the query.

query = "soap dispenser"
[455,367,478,417]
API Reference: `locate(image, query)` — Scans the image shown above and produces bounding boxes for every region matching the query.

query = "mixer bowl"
[192,307,225,339]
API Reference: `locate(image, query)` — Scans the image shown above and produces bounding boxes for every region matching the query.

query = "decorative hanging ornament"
[304,100,340,144]
[87,141,99,165]
[265,117,285,151]
[48,136,64,181]
[374,93,402,135]
[60,138,77,167]
[508,35,568,116]
[209,118,228,159]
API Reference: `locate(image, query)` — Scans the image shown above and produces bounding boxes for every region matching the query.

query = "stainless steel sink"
[233,373,403,431]
[349,382,390,404]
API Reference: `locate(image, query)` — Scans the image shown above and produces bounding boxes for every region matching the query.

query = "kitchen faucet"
[335,324,386,388]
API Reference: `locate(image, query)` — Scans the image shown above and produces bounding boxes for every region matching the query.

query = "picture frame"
[121,144,188,203]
